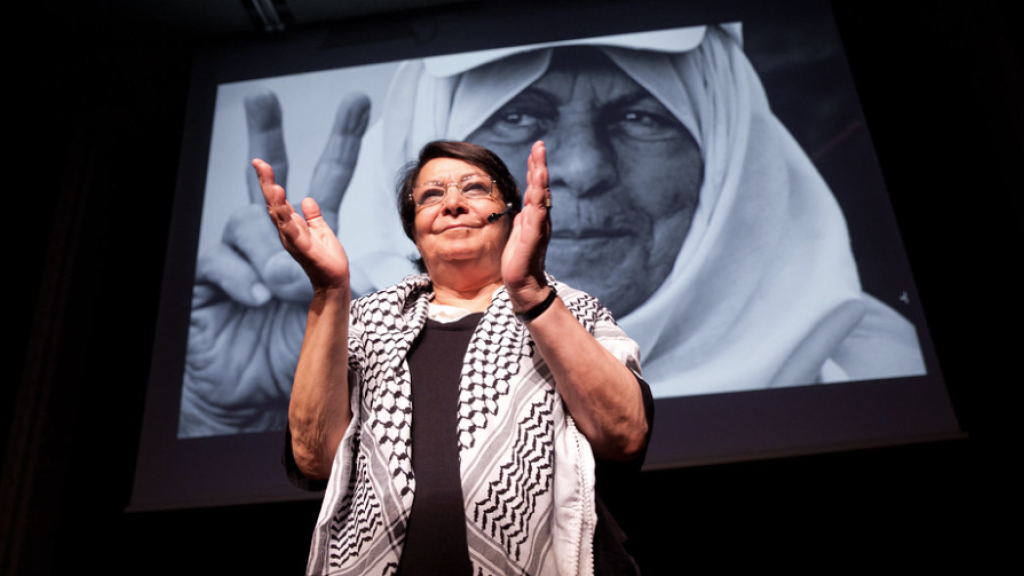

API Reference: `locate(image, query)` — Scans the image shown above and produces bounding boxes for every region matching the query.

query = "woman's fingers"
[255,158,305,245]
[503,141,552,300]
[301,196,325,224]
[254,158,295,224]
[522,141,552,245]
[525,140,551,209]
[253,158,281,202]
[252,167,350,291]
[246,158,323,300]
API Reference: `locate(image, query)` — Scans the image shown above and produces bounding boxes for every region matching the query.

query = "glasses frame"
[411,176,497,208]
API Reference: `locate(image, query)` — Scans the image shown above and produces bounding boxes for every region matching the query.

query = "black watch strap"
[515,286,558,323]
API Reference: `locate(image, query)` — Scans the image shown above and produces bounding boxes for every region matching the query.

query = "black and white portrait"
[179,22,927,438]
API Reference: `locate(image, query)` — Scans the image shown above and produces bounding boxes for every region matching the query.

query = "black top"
[396,313,482,576]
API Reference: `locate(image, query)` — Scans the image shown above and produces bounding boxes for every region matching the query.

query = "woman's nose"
[546,121,617,198]
[439,183,469,215]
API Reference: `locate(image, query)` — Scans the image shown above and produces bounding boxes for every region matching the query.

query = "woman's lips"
[438,221,483,233]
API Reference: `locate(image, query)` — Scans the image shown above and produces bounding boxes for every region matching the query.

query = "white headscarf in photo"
[339,24,925,397]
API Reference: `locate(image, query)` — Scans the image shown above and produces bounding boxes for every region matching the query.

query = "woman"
[260,140,652,575]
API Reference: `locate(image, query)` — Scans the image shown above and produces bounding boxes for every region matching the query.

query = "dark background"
[5,1,1018,574]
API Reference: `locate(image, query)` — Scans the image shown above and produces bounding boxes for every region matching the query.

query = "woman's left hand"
[502,141,553,312]
[501,142,648,461]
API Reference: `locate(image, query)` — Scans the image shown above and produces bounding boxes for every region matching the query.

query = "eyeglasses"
[412,175,496,207]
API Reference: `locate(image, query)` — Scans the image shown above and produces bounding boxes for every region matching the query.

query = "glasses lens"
[414,177,493,206]
[414,185,446,207]
[460,177,492,199]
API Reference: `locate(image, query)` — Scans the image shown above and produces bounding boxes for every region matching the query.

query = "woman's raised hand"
[502,140,553,311]
[254,159,352,292]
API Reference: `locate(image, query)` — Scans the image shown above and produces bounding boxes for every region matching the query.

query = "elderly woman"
[370,23,929,393]
[357,23,926,395]
[257,139,652,575]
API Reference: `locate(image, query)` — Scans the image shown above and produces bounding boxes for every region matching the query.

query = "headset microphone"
[488,203,514,223]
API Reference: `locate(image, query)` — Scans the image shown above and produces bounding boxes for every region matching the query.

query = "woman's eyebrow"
[418,172,487,186]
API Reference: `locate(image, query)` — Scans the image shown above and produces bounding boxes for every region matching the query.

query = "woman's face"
[467,49,703,317]
[412,157,512,274]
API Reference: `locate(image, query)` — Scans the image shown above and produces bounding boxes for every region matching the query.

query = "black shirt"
[397,314,481,576]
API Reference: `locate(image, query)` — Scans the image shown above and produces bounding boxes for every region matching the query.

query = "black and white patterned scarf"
[305,274,641,576]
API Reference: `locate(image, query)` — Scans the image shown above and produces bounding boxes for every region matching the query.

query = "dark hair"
[396,140,522,271]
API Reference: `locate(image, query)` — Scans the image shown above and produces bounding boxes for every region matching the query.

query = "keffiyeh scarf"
[305,274,642,576]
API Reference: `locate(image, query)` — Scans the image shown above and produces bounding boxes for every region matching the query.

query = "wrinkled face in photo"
[468,47,704,317]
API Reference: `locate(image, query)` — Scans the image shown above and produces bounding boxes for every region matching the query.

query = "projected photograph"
[179,21,928,439]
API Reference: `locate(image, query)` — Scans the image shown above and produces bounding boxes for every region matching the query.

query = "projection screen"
[130,0,961,511]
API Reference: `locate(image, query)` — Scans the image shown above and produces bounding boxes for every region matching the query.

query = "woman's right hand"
[254,159,352,292]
